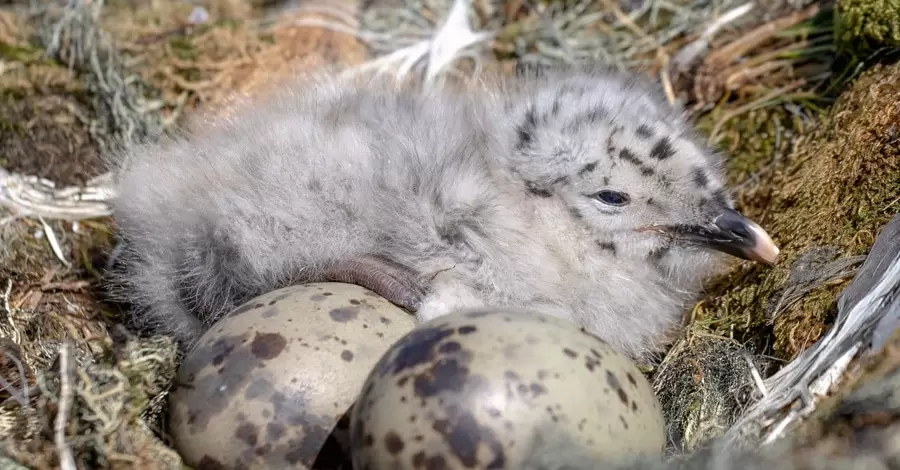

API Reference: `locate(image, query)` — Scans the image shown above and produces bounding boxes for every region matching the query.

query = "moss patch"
[702,60,900,360]
[0,14,103,186]
[835,0,900,52]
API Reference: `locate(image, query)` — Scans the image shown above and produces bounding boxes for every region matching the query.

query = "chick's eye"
[593,190,630,206]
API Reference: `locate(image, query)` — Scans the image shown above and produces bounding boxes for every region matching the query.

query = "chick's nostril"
[714,209,755,241]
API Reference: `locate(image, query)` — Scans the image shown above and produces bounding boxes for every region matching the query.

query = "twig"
[741,349,769,399]
[39,216,71,268]
[704,5,821,68]
[1,279,24,346]
[55,342,77,470]
[0,167,115,221]
[0,348,29,407]
[669,2,754,73]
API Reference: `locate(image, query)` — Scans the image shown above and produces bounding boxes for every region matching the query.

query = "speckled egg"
[350,308,666,470]
[167,282,417,470]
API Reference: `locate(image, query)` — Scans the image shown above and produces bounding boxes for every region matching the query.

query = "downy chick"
[107,65,778,360]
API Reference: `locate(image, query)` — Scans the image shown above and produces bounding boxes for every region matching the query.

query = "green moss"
[834,0,900,52]
[168,35,198,60]
[0,42,41,62]
[696,107,804,187]
[701,61,900,359]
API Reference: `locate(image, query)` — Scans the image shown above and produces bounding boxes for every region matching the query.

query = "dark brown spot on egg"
[380,316,392,324]
[585,355,601,372]
[196,456,227,470]
[385,431,405,455]
[606,370,629,405]
[187,410,198,426]
[330,307,360,322]
[439,341,462,353]
[545,406,560,422]
[377,324,455,377]
[457,325,477,335]
[431,411,505,468]
[323,292,333,296]
[619,415,629,429]
[530,383,547,396]
[413,358,469,398]
[626,372,638,386]
[341,350,354,362]
[245,378,272,400]
[350,299,361,305]
[250,332,287,359]
[267,422,286,440]
[412,452,449,470]
[261,308,278,318]
[235,422,259,446]
[563,348,578,358]
[211,338,236,366]
[632,400,639,412]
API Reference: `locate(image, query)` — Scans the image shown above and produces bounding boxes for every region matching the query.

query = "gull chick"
[107,65,778,360]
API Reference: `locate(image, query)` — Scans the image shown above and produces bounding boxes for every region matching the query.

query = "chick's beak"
[659,208,780,265]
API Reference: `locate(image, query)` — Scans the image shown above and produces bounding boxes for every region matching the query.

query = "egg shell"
[167,282,417,469]
[350,307,666,470]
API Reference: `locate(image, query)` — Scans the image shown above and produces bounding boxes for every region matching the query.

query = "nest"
[0,0,898,467]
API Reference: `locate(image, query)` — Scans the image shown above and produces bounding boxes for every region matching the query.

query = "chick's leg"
[323,254,429,312]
